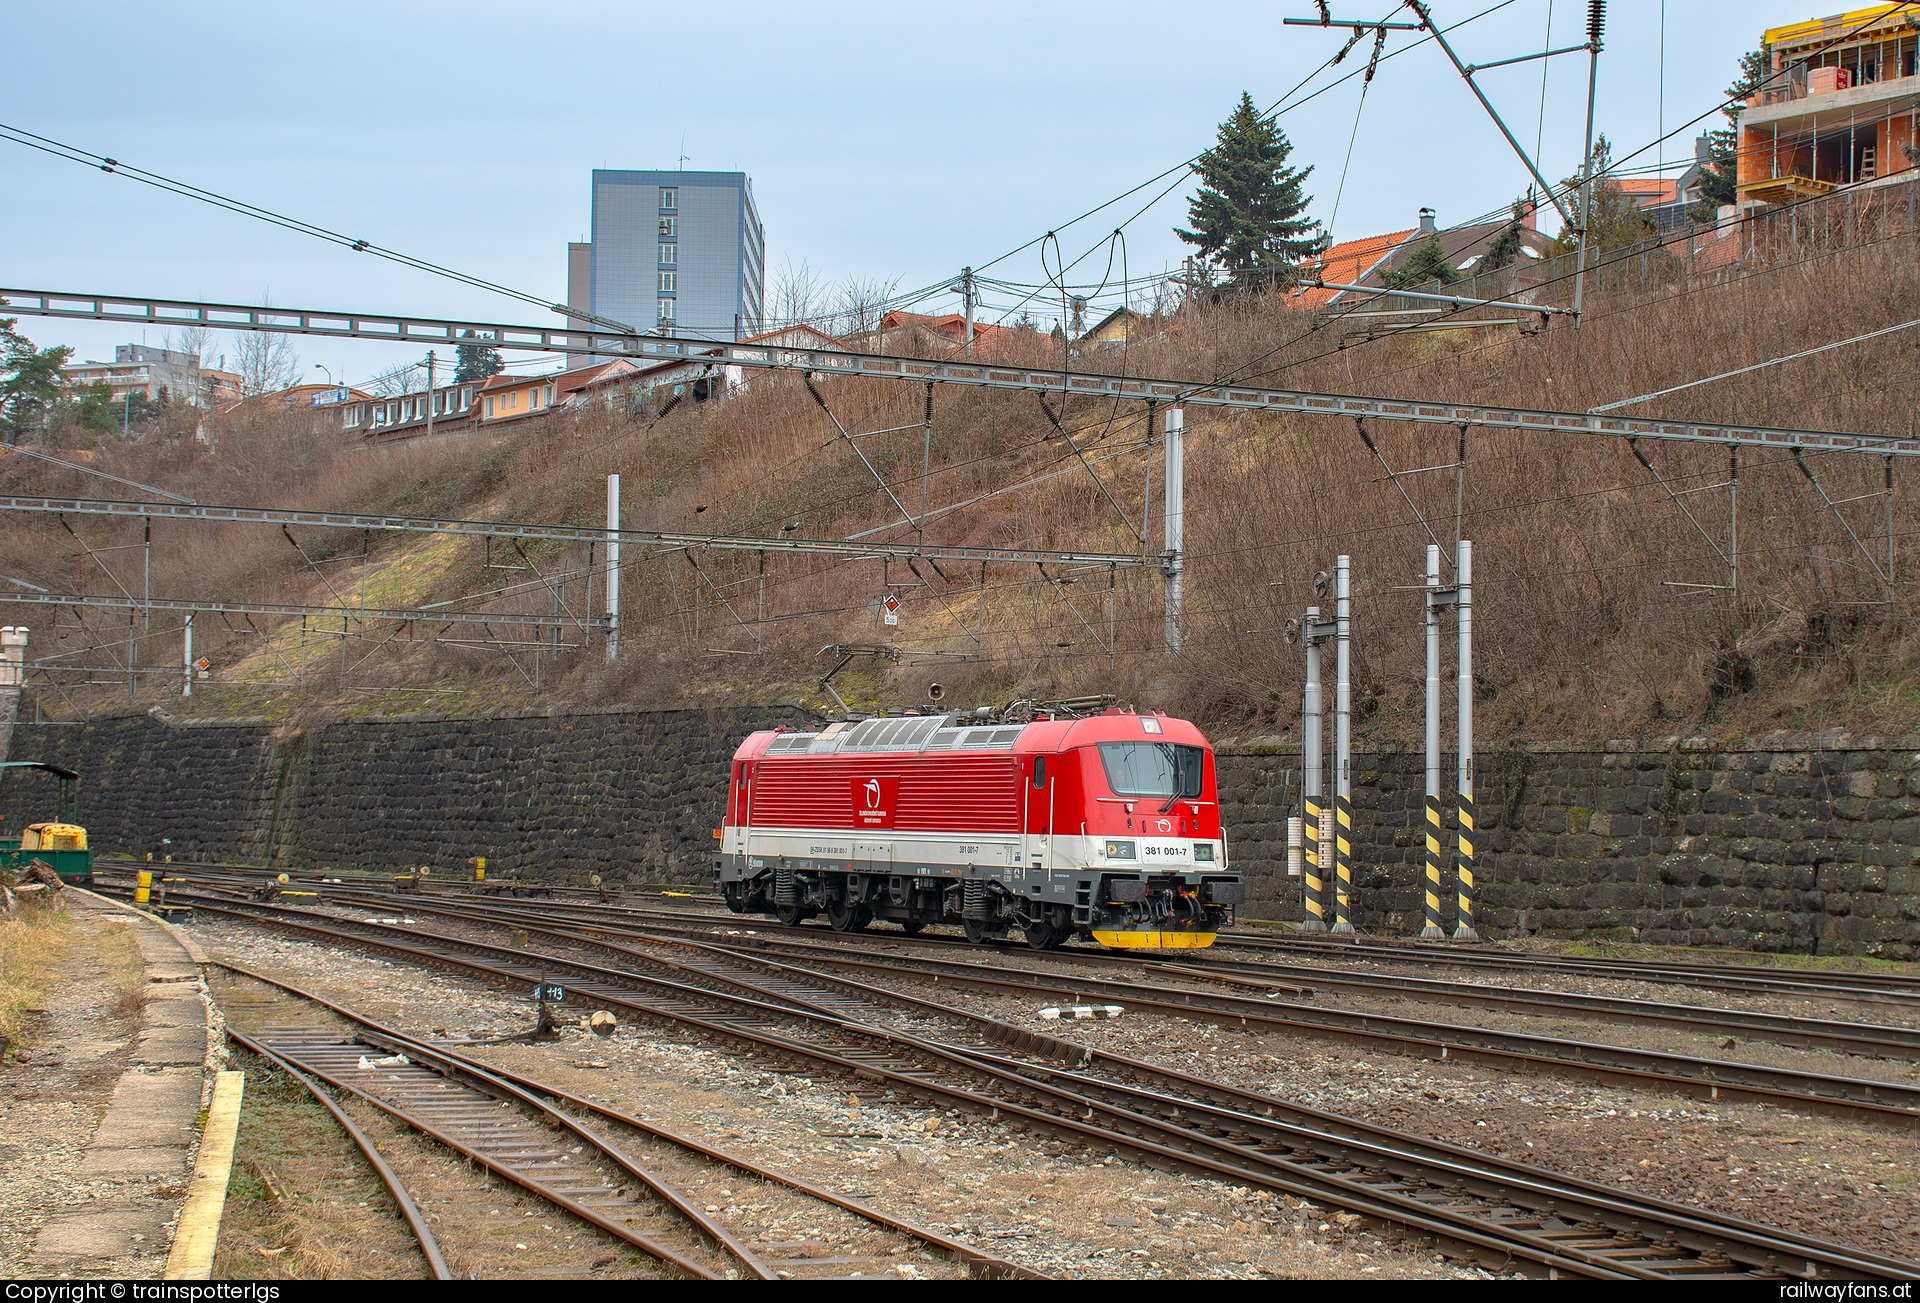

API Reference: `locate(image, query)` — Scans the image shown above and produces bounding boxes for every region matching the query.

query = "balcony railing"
[1749,65,1919,109]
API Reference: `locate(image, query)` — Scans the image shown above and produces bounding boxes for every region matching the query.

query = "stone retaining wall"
[1216,739,1920,959]
[3,709,1915,956]
[0,706,807,880]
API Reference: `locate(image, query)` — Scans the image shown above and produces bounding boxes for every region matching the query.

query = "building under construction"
[1740,4,1920,207]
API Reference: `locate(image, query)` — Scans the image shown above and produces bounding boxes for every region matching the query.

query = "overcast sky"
[2,1,1823,386]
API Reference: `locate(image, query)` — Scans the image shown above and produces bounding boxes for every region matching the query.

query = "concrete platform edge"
[162,1070,244,1281]
[71,885,210,966]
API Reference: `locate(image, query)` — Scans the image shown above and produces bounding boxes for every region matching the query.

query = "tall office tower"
[575,170,765,343]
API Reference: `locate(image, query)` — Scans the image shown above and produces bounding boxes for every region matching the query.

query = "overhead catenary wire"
[1324,24,1390,244]
[1590,317,1920,415]
[15,7,1920,702]
[1202,0,1920,392]
[1218,156,1920,397]
[0,123,586,323]
[965,0,1521,325]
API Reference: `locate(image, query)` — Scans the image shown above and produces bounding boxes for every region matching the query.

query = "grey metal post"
[1164,406,1184,655]
[605,474,621,663]
[961,267,976,355]
[921,383,934,527]
[1301,607,1327,932]
[1729,446,1740,594]
[1573,1,1605,323]
[426,349,436,441]
[1454,538,1480,940]
[1422,545,1445,938]
[1332,554,1355,935]
[182,613,193,698]
[0,627,27,765]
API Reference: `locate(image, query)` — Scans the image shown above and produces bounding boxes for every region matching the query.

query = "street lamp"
[313,363,335,387]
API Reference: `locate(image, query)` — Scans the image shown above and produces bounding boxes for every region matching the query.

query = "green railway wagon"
[0,761,92,886]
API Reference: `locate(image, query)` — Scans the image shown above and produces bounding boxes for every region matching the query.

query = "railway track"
[228,1023,455,1279]
[113,862,1920,1013]
[215,962,1038,1280]
[348,891,1920,1118]
[348,890,1920,1062]
[1219,932,1920,1003]
[159,888,1920,1279]
[114,862,1920,1000]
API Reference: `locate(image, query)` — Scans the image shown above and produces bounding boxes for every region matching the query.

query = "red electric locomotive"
[715,707,1243,949]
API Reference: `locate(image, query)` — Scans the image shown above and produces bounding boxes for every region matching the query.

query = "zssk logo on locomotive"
[856,776,898,828]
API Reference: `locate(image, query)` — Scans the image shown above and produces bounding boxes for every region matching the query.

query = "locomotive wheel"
[962,918,999,944]
[775,904,811,927]
[898,919,926,935]
[1023,920,1067,950]
[827,901,870,933]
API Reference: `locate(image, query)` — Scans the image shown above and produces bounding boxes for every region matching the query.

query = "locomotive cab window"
[1031,757,1046,789]
[1098,742,1204,809]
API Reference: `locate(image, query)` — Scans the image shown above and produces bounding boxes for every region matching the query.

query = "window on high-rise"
[659,243,676,265]
[659,216,677,238]
[658,299,676,323]
[659,271,676,293]
[660,187,677,211]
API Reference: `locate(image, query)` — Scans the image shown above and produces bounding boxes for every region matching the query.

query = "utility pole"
[1331,554,1355,935]
[1422,545,1444,937]
[1,627,28,766]
[605,474,620,663]
[1573,1,1606,323]
[1454,538,1478,940]
[1163,406,1184,655]
[1299,603,1337,932]
[1423,540,1478,940]
[960,268,976,355]
[920,383,934,527]
[182,613,193,698]
[426,349,436,440]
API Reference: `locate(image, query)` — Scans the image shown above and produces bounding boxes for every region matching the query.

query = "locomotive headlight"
[1193,844,1215,862]
[1103,840,1136,860]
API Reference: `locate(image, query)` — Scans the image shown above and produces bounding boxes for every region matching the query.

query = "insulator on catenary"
[1587,0,1606,49]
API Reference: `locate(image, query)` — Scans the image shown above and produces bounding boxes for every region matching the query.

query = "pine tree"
[454,338,505,384]
[1690,47,1770,222]
[1382,235,1459,290]
[1177,92,1325,291]
[1548,136,1656,257]
[0,318,71,444]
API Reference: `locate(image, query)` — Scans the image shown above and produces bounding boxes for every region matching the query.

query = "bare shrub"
[8,188,1920,744]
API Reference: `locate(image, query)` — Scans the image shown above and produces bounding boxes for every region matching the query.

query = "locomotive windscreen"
[1097,742,1205,804]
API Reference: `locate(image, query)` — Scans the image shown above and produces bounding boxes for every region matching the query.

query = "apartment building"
[341,382,475,437]
[569,170,766,344]
[62,344,239,407]
[1739,5,1920,205]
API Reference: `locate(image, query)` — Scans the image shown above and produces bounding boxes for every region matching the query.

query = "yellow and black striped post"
[1422,794,1445,938]
[1454,791,1480,941]
[1331,794,1355,934]
[1302,796,1326,931]
[135,869,153,906]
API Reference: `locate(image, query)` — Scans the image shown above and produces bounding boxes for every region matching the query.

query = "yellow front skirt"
[1090,929,1217,950]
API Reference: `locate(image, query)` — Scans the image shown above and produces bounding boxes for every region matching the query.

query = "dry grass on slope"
[5,195,1919,745]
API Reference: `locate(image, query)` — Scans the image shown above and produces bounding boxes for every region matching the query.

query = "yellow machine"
[22,823,87,852]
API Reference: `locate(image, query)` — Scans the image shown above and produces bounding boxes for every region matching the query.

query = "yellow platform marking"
[164,1070,245,1280]
[1092,930,1218,950]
